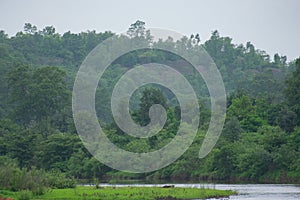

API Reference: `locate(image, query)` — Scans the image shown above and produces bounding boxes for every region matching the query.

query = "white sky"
[0,0,299,61]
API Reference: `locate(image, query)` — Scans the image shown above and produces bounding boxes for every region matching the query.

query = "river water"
[97,183,300,199]
[215,184,300,200]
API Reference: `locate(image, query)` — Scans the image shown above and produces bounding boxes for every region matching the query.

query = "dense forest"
[1,21,300,193]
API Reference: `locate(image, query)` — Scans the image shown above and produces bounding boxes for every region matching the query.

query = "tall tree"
[127,20,147,38]
[8,66,70,128]
[126,20,152,44]
[137,87,168,126]
[24,23,37,35]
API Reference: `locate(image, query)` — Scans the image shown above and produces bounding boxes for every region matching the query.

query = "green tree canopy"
[285,58,300,125]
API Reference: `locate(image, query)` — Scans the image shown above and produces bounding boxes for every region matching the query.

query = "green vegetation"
[0,156,76,195]
[1,186,236,200]
[0,20,300,199]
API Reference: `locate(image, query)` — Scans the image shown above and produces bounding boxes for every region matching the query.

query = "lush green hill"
[0,21,300,190]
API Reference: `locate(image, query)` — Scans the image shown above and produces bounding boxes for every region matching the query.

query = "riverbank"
[0,186,236,200]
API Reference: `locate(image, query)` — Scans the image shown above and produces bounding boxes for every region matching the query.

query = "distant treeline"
[0,21,300,186]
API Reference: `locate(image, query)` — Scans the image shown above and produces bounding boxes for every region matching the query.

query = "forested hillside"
[1,21,300,187]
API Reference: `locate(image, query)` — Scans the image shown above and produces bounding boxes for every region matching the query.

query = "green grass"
[0,189,18,199]
[1,186,237,200]
[35,186,236,200]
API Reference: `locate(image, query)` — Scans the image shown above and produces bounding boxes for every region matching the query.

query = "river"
[214,184,300,200]
[96,183,300,199]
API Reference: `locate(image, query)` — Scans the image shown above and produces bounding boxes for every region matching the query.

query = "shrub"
[0,156,76,196]
[46,169,76,189]
[18,190,33,200]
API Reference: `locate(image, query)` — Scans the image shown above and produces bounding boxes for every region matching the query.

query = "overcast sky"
[1,0,299,61]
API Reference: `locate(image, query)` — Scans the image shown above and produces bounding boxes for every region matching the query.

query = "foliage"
[0,156,75,195]
[18,190,33,200]
[8,66,70,128]
[0,22,299,185]
[136,87,168,126]
[39,186,236,200]
[285,58,300,125]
